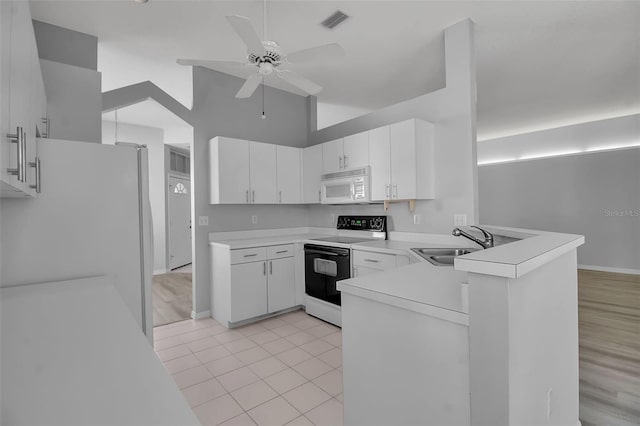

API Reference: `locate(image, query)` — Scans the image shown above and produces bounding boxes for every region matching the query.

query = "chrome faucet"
[452,226,494,249]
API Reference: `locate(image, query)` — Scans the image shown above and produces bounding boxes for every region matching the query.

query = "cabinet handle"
[339,156,343,169]
[385,184,390,199]
[252,190,255,203]
[276,250,288,254]
[270,261,273,275]
[41,117,49,138]
[246,189,249,203]
[21,132,27,183]
[6,127,22,180]
[393,184,398,199]
[29,157,41,193]
[279,191,282,203]
[365,258,380,263]
[263,261,267,275]
[244,253,258,258]
[344,155,349,168]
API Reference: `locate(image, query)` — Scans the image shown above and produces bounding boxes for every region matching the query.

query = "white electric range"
[303,215,387,326]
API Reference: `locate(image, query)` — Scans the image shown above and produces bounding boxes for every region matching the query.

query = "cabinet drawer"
[267,244,294,259]
[231,247,267,264]
[352,250,396,270]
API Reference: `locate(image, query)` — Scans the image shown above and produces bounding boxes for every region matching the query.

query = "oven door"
[304,244,350,306]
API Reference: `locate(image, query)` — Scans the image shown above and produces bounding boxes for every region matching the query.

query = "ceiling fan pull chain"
[262,76,266,119]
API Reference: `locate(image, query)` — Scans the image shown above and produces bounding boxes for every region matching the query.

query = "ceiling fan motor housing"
[248,41,283,69]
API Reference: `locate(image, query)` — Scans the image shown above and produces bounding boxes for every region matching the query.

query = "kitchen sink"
[411,247,481,266]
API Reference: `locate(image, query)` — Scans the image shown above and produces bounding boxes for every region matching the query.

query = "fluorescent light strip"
[478,141,640,165]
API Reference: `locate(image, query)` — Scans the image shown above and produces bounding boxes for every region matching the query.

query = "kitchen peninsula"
[338,226,584,426]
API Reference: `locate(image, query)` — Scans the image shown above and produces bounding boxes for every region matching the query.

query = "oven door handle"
[305,249,348,257]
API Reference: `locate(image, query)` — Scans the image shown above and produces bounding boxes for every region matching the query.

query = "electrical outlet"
[413,214,421,225]
[198,216,209,226]
[251,215,258,224]
[546,388,553,419]
[454,214,467,226]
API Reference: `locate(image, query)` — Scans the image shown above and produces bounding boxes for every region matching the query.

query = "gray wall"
[32,20,97,70]
[478,147,640,270]
[34,21,102,143]
[40,59,102,143]
[190,68,310,314]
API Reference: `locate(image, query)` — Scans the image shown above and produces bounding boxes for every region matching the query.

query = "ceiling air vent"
[321,10,349,30]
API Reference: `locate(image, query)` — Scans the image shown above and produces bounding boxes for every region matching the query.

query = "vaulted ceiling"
[31,1,640,139]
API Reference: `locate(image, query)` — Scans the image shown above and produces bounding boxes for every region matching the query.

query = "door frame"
[167,172,192,270]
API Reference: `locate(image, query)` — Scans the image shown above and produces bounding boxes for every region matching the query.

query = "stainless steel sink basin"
[411,247,481,266]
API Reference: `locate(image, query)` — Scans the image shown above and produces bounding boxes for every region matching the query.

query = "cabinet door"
[0,0,13,187]
[343,131,369,169]
[267,257,295,313]
[302,144,322,204]
[369,126,391,201]
[390,119,417,200]
[353,265,381,278]
[276,145,301,204]
[215,137,250,204]
[230,261,268,322]
[322,138,343,173]
[250,141,277,204]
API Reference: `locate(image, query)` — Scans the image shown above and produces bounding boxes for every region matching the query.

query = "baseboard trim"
[153,268,168,275]
[191,310,211,320]
[579,264,640,275]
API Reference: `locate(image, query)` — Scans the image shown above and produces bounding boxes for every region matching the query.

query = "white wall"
[102,121,168,274]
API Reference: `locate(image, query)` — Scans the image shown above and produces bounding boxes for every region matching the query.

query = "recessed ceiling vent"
[321,10,349,30]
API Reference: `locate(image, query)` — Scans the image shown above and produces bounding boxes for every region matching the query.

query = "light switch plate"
[198,216,209,226]
[454,214,467,226]
[251,215,258,224]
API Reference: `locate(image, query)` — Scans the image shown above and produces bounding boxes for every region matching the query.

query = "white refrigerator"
[0,138,154,340]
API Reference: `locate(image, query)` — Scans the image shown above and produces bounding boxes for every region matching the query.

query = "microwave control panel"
[336,215,387,232]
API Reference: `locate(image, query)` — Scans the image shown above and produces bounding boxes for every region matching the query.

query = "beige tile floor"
[154,310,344,426]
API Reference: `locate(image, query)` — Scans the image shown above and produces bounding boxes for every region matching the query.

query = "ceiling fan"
[177,1,345,99]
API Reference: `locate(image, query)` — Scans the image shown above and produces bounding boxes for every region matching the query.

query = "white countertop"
[338,262,469,325]
[209,233,329,249]
[0,277,199,426]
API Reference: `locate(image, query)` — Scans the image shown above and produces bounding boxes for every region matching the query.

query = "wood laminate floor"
[578,269,640,426]
[152,268,192,327]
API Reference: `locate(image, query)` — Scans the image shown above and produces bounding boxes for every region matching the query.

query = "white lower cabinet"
[230,261,268,322]
[267,257,295,313]
[352,249,410,277]
[212,243,298,327]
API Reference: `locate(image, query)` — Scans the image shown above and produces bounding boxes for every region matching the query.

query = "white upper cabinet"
[249,141,277,204]
[370,119,435,201]
[276,145,301,204]
[369,126,391,201]
[343,131,369,169]
[302,144,322,204]
[210,137,250,204]
[1,0,43,198]
[322,138,343,173]
[322,133,370,173]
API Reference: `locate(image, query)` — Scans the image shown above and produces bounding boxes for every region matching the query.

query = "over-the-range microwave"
[320,166,371,204]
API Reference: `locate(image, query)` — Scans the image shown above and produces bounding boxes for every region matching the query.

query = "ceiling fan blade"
[276,70,322,95]
[226,15,266,56]
[236,73,262,98]
[286,43,345,64]
[177,59,245,69]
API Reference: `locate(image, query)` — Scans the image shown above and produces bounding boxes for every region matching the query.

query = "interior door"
[168,175,192,270]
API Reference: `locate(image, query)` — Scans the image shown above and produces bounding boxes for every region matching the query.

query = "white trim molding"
[191,310,211,320]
